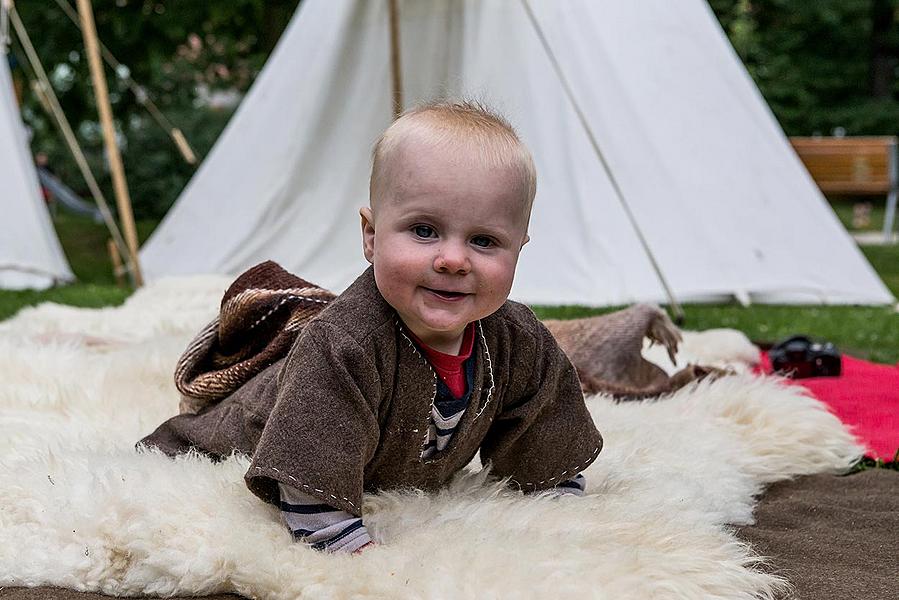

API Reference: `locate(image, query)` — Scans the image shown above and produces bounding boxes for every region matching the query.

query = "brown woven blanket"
[175,262,711,414]
[544,305,720,398]
[174,261,334,414]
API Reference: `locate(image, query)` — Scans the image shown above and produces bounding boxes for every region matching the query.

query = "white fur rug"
[0,279,864,599]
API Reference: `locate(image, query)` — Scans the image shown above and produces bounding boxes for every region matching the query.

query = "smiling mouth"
[424,287,470,300]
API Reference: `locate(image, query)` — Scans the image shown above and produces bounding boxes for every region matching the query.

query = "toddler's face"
[361,139,530,353]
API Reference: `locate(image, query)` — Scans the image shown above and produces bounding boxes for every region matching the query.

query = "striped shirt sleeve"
[278,483,371,553]
[548,473,587,497]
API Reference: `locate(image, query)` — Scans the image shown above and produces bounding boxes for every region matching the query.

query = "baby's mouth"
[425,287,470,300]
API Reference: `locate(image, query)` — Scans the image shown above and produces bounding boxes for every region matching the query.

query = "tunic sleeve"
[479,318,603,493]
[245,320,381,516]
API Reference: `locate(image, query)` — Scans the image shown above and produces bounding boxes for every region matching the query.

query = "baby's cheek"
[380,253,418,283]
[373,249,420,300]
[483,258,517,290]
[478,270,514,311]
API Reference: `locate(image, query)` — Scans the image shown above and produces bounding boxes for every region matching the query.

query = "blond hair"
[369,100,537,211]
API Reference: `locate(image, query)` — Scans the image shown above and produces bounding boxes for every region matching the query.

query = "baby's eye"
[413,225,436,238]
[471,236,494,248]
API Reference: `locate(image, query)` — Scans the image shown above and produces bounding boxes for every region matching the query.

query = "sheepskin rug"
[0,278,864,600]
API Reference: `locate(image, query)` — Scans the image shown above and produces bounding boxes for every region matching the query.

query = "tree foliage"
[708,0,899,135]
[10,0,299,219]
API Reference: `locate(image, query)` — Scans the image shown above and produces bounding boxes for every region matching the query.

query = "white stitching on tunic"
[247,291,332,331]
[474,321,495,420]
[521,446,601,488]
[395,320,438,458]
[254,465,357,509]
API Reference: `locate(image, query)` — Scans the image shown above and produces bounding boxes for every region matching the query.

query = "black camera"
[769,335,842,379]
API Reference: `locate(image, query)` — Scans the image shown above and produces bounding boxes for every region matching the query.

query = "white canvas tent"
[1,53,73,290]
[141,0,894,306]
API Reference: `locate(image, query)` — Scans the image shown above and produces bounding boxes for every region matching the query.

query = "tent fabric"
[0,53,73,290]
[140,0,894,307]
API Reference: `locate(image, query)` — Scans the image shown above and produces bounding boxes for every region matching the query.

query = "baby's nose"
[434,244,471,274]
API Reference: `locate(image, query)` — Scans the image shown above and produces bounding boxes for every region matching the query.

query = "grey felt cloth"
[738,469,899,600]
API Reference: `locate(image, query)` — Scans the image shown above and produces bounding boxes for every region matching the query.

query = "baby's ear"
[360,207,376,263]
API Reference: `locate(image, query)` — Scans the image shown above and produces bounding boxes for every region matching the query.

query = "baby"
[143,101,603,554]
[262,101,603,552]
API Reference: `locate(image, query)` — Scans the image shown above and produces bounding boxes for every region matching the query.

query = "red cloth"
[759,352,899,459]
[410,323,475,399]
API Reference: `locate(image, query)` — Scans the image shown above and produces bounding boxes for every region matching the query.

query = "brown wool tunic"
[140,268,603,516]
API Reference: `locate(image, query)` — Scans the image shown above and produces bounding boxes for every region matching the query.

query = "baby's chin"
[414,306,503,334]
[409,313,470,336]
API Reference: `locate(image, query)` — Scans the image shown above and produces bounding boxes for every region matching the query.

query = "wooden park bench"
[790,136,898,242]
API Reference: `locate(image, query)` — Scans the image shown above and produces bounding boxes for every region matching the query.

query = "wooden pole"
[107,238,125,287]
[76,0,143,286]
[387,0,403,120]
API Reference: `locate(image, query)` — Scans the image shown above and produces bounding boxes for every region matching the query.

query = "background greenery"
[708,0,899,136]
[8,1,899,222]
[11,0,299,220]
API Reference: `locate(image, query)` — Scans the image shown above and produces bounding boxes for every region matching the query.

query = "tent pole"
[76,0,143,287]
[107,238,125,287]
[1,1,10,52]
[54,0,197,165]
[9,5,133,277]
[388,0,403,119]
[520,0,684,322]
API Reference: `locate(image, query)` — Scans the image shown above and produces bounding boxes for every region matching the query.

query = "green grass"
[3,213,899,364]
[861,244,899,298]
[849,454,899,473]
[533,303,899,364]
[0,213,159,321]
[52,212,160,285]
[0,284,133,322]
[533,241,899,364]
[829,198,888,232]
[531,228,899,365]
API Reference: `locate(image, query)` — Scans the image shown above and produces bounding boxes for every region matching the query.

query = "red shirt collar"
[408,322,476,373]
